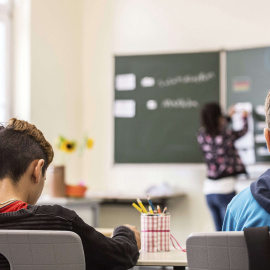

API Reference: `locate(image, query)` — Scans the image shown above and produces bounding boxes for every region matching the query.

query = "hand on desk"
[124,224,141,250]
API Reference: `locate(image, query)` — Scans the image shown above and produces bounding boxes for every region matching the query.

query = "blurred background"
[1,0,270,248]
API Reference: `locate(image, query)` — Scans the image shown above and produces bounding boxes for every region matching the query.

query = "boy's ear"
[264,128,270,152]
[33,159,45,183]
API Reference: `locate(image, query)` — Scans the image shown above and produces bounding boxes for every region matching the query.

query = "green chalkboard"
[226,47,270,162]
[114,52,220,163]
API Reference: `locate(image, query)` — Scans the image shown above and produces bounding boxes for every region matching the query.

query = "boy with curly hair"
[0,118,140,270]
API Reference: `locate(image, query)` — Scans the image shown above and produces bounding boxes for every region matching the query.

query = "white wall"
[29,0,270,244]
[30,0,83,183]
[112,0,270,53]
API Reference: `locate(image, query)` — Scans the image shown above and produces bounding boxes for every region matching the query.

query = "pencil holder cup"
[141,213,170,252]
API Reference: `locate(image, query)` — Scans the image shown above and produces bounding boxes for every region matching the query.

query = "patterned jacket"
[197,116,248,180]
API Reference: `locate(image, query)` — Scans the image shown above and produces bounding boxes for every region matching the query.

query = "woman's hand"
[242,110,248,118]
[228,105,248,118]
[228,105,235,117]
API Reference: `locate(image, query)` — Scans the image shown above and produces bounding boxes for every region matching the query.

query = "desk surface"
[38,190,185,204]
[94,229,188,266]
[37,196,102,205]
[137,250,187,267]
[95,228,113,237]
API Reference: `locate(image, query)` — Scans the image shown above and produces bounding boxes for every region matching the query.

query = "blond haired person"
[0,119,140,270]
[223,92,270,231]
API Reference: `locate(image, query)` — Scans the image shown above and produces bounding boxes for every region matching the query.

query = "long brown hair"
[201,103,222,137]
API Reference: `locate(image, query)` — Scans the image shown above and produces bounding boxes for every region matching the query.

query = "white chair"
[0,230,85,270]
[186,232,250,270]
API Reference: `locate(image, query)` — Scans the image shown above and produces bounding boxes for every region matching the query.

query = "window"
[0,0,11,122]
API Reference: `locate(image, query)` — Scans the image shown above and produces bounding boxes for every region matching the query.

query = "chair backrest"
[186,232,251,270]
[0,230,85,270]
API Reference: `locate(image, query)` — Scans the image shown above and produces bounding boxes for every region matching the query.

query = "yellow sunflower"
[60,140,77,153]
[87,138,94,149]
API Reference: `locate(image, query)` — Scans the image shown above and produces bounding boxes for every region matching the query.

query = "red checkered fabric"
[157,214,170,251]
[141,214,170,252]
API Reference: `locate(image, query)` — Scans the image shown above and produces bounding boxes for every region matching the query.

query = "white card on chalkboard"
[257,121,266,130]
[257,146,270,156]
[114,100,136,118]
[115,74,136,91]
[255,134,266,143]
[146,100,158,110]
[255,105,265,116]
[238,148,256,164]
[141,77,155,87]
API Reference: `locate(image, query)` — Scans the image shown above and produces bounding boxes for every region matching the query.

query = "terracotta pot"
[48,165,67,197]
[66,185,87,198]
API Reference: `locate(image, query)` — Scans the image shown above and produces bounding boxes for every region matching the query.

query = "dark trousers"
[206,191,236,231]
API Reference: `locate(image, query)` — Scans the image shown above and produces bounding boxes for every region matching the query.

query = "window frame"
[0,0,12,122]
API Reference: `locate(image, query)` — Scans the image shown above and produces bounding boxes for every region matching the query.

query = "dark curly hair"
[0,118,54,183]
[201,102,222,137]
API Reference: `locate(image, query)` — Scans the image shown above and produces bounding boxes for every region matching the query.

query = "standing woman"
[197,102,248,231]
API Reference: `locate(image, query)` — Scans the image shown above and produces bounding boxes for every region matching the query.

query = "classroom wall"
[30,0,84,183]
[29,0,270,244]
[81,0,270,243]
[82,0,270,188]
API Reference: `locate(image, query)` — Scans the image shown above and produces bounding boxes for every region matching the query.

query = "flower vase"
[48,165,67,197]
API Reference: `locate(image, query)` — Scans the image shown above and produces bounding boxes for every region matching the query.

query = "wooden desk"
[137,250,187,269]
[38,191,185,228]
[95,228,187,269]
[95,228,113,237]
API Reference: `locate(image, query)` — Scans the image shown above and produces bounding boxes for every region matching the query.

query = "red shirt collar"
[0,200,28,213]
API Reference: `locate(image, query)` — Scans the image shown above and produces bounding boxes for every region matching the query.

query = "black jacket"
[0,204,139,270]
